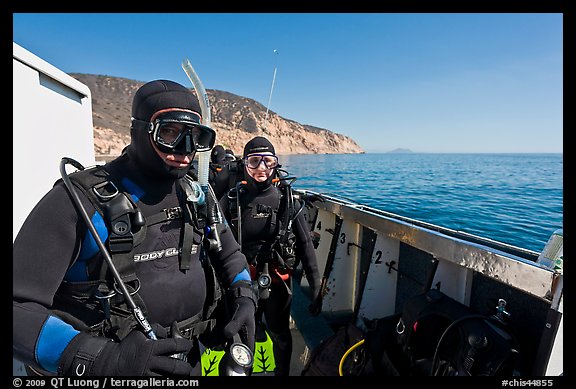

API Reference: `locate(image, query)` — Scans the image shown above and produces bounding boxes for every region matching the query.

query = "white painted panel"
[431,260,473,305]
[323,219,361,313]
[13,42,95,240]
[310,208,335,279]
[13,43,95,375]
[356,231,400,327]
[546,299,563,376]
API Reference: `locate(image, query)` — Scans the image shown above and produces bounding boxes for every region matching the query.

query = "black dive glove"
[222,280,258,351]
[58,330,194,376]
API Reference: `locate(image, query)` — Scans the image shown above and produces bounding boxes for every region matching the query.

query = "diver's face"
[245,152,277,182]
[150,138,195,168]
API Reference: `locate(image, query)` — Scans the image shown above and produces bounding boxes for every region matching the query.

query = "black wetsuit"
[219,173,321,376]
[212,160,242,201]
[13,153,249,375]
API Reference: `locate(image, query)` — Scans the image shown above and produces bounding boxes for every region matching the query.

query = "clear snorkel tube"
[182,60,253,375]
[181,59,223,252]
[182,59,211,187]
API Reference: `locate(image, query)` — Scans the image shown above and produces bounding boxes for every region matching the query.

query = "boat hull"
[294,190,563,376]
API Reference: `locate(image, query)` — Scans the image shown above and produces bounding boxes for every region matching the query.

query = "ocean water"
[280,153,563,253]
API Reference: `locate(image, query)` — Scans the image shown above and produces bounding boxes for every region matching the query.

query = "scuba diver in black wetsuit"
[209,144,227,187]
[13,80,257,377]
[209,145,239,194]
[218,136,322,376]
[212,148,241,201]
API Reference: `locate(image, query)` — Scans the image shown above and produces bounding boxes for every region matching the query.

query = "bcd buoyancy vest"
[226,172,303,280]
[51,165,222,342]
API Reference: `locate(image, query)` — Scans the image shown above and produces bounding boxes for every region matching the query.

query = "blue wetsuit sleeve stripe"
[36,316,80,373]
[231,268,251,284]
[65,212,108,282]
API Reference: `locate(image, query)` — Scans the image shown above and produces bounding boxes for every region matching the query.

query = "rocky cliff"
[70,74,364,159]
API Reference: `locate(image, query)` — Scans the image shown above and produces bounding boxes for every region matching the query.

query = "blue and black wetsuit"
[13,153,249,375]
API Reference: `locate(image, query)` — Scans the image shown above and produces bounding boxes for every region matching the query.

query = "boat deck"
[289,275,334,376]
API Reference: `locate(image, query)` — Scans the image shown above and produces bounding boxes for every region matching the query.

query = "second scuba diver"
[218,136,322,376]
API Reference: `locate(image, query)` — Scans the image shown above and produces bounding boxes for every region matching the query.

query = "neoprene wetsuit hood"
[211,145,226,164]
[243,136,277,192]
[127,79,203,180]
[243,136,276,157]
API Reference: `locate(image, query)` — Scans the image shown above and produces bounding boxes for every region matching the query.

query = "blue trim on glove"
[231,268,251,285]
[37,316,80,373]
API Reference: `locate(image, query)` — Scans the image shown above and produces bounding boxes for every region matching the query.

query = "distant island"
[387,148,413,154]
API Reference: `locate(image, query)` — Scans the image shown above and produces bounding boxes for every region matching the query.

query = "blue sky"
[13,13,563,153]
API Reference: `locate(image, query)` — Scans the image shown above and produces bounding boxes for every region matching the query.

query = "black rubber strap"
[57,333,109,376]
[227,281,259,308]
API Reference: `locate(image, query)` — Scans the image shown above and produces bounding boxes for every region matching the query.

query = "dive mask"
[245,154,279,169]
[134,110,216,155]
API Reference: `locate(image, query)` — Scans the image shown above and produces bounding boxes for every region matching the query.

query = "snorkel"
[182,59,211,187]
[181,59,223,252]
[182,60,254,376]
